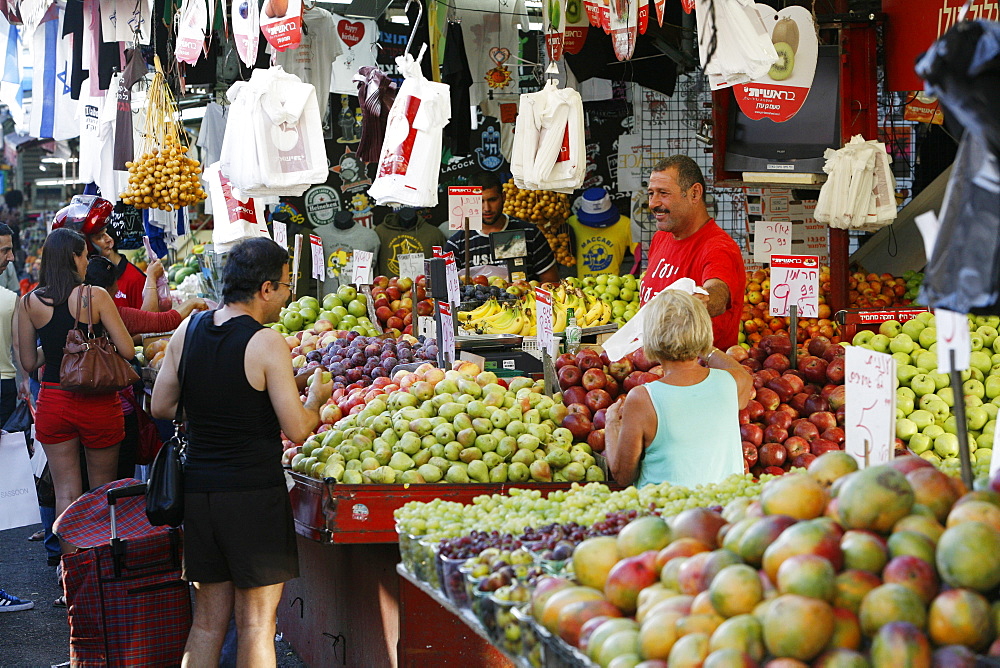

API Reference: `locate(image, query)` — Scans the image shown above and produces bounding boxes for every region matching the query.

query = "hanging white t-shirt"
[96,74,123,202]
[368,49,451,208]
[329,15,378,96]
[275,7,341,120]
[77,81,115,195]
[197,102,228,214]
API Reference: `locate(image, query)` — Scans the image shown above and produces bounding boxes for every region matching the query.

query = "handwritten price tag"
[936,309,971,373]
[448,186,483,231]
[291,234,303,294]
[434,250,461,307]
[351,250,373,286]
[769,255,819,318]
[753,220,792,263]
[272,220,287,248]
[845,346,897,468]
[438,301,455,366]
[535,288,556,356]
[309,235,324,280]
[398,253,425,281]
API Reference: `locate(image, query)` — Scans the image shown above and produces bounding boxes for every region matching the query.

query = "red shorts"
[35,383,125,449]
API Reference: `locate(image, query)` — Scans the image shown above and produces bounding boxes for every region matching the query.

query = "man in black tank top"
[152,238,332,667]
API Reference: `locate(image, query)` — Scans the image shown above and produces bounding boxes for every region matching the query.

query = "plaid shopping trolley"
[55,479,191,667]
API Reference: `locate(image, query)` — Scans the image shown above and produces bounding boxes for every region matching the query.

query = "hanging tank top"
[35,294,104,385]
[635,370,744,489]
[182,311,284,492]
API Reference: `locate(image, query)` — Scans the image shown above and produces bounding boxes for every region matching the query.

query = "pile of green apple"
[851,312,1000,469]
[293,362,607,485]
[562,274,641,327]
[269,284,379,337]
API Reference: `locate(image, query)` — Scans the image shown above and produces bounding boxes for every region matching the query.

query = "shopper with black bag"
[151,237,331,667]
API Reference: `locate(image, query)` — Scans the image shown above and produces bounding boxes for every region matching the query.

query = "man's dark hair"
[651,155,707,197]
[473,172,504,195]
[85,255,117,290]
[222,237,290,305]
[4,190,24,210]
[0,223,12,238]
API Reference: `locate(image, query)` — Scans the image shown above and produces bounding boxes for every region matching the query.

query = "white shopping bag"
[602,277,708,361]
[0,431,41,531]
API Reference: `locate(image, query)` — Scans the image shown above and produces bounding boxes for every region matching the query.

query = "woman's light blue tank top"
[635,369,744,489]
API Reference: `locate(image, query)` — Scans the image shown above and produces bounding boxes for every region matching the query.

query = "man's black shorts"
[182,485,299,588]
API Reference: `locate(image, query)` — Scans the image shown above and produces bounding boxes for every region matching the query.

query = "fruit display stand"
[277,473,600,667]
[834,307,929,342]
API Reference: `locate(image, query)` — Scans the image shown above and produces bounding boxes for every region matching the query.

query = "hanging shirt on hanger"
[78,79,115,195]
[197,101,229,214]
[441,21,473,157]
[330,14,378,96]
[353,65,398,164]
[112,49,148,169]
[275,6,340,122]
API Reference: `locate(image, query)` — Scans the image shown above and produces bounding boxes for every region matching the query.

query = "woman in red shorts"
[17,228,135,552]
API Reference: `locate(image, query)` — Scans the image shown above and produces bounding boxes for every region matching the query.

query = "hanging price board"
[398,253,425,281]
[309,235,324,280]
[753,220,792,263]
[936,309,971,373]
[291,234,303,296]
[438,301,455,366]
[448,186,483,231]
[272,220,287,248]
[845,346,897,468]
[351,250,374,286]
[434,248,461,306]
[769,255,819,318]
[535,287,556,356]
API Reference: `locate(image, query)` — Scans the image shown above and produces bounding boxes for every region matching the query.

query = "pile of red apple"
[555,348,663,455]
[729,333,848,477]
[371,274,435,336]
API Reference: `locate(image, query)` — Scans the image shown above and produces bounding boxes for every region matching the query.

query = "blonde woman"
[605,290,753,488]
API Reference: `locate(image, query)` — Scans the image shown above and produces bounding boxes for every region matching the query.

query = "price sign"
[753,220,792,263]
[535,287,556,356]
[434,249,461,306]
[272,220,287,247]
[398,253,425,281]
[351,250,374,286]
[418,315,436,339]
[291,234,303,296]
[936,309,971,373]
[438,300,455,366]
[448,186,483,231]
[845,346,897,468]
[769,255,819,318]
[309,235,324,279]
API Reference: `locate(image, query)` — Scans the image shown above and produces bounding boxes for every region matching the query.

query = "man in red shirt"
[641,156,745,350]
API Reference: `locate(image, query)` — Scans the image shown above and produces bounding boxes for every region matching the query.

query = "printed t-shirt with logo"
[314,222,381,294]
[113,258,147,310]
[329,15,378,95]
[374,215,446,277]
[444,216,556,282]
[567,214,635,277]
[276,7,341,117]
[640,220,745,350]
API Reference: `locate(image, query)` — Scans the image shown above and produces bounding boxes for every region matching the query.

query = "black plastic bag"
[918,131,1000,314]
[2,401,31,433]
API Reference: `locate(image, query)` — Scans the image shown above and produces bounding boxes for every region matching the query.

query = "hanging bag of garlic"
[121,56,207,211]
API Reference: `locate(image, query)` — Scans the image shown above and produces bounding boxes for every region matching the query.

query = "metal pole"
[464,217,471,285]
[950,349,974,489]
[789,304,798,370]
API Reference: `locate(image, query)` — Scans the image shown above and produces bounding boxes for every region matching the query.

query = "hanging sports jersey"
[29,7,79,140]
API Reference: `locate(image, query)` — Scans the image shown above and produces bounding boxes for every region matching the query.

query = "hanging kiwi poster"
[732,5,818,122]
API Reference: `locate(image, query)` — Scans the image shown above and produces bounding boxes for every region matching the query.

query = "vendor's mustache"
[651,208,669,215]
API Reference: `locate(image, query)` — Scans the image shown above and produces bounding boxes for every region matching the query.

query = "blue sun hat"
[576,187,620,228]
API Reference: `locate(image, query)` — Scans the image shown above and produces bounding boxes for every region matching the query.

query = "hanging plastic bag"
[918,131,1000,315]
[602,278,708,360]
[232,0,260,67]
[204,163,269,250]
[254,68,328,189]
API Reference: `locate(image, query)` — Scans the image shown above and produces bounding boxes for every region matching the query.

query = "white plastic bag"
[205,163,269,250]
[602,278,708,361]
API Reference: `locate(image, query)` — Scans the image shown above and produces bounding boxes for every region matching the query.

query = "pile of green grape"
[395,473,776,541]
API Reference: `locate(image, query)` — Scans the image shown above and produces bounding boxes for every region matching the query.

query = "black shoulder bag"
[146,312,202,527]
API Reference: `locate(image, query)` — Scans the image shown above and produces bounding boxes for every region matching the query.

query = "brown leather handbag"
[59,286,140,394]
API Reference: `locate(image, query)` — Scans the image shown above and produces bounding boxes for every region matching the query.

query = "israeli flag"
[29,4,79,140]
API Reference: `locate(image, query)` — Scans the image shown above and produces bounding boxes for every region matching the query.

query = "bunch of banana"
[458,298,502,323]
[459,300,535,335]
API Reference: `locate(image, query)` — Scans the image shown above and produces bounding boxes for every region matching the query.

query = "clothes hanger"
[403,0,424,57]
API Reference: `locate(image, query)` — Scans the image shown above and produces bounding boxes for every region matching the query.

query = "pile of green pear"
[293,374,606,485]
[852,312,1000,468]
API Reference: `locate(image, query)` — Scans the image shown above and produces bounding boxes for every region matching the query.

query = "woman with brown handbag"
[16,228,135,558]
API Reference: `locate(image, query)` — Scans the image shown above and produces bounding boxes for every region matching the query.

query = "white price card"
[769,255,819,318]
[443,252,461,307]
[753,220,792,263]
[398,253,425,281]
[418,315,436,339]
[291,234,303,295]
[351,250,374,286]
[438,300,455,366]
[309,235,324,280]
[936,309,971,374]
[535,287,556,356]
[448,186,483,231]
[272,220,287,247]
[991,428,1000,479]
[845,346,897,468]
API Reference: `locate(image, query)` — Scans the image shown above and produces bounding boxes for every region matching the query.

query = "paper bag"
[601,278,708,361]
[0,431,41,531]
